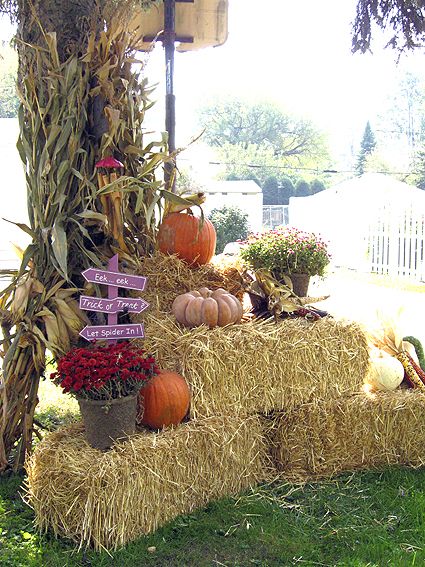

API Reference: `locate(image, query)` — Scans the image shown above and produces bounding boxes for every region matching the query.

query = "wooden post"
[164,0,176,192]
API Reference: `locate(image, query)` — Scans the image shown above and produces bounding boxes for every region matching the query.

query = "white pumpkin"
[365,349,404,392]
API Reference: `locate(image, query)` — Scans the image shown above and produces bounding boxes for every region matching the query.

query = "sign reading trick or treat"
[79,254,149,343]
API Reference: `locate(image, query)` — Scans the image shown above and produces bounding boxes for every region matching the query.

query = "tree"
[352,0,425,53]
[199,98,330,186]
[262,176,279,205]
[294,179,311,197]
[375,71,425,169]
[198,97,327,161]
[412,147,425,189]
[356,121,376,175]
[175,166,206,194]
[262,175,295,205]
[280,176,295,204]
[310,179,326,195]
[216,142,281,186]
[208,205,249,254]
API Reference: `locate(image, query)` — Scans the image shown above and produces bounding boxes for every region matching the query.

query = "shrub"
[208,206,249,254]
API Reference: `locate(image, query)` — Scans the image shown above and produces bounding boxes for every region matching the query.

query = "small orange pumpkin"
[157,212,216,266]
[172,287,243,328]
[137,370,191,429]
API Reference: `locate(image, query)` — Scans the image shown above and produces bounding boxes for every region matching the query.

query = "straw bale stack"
[133,252,370,417]
[268,389,425,481]
[140,312,370,418]
[25,415,267,551]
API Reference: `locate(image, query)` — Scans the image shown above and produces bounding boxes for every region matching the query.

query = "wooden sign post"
[79,254,149,343]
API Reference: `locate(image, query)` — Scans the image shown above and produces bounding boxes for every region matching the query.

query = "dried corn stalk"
[0,10,169,471]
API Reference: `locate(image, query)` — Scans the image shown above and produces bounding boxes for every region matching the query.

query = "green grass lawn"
[2,465,425,566]
[3,379,425,566]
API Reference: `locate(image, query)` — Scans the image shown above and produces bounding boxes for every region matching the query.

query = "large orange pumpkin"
[137,370,191,429]
[157,212,216,266]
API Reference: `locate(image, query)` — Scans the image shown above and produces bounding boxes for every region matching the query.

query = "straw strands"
[135,252,245,313]
[140,312,370,419]
[25,415,266,551]
[132,253,370,418]
[268,389,425,481]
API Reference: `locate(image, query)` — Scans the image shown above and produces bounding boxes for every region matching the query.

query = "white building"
[203,180,263,233]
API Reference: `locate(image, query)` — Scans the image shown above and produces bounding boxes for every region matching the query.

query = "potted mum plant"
[51,342,158,450]
[240,226,331,297]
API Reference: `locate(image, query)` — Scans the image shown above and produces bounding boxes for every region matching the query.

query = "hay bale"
[268,390,425,481]
[25,415,266,551]
[140,313,369,418]
[137,252,244,312]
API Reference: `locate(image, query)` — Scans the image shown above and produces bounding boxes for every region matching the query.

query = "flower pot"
[289,273,310,297]
[77,394,137,451]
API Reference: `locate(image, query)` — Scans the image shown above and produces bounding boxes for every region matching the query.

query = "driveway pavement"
[311,268,425,347]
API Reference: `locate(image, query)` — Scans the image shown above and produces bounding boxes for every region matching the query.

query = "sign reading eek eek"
[79,254,149,342]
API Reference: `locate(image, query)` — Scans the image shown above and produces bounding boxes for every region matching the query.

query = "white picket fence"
[367,201,425,281]
[288,173,425,282]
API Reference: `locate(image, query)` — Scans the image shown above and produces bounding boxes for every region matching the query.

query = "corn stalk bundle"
[0,8,170,471]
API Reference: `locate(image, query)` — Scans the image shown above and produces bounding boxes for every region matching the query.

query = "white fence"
[288,173,425,281]
[367,201,425,280]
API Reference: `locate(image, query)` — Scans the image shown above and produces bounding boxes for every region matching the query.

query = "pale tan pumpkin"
[172,287,243,328]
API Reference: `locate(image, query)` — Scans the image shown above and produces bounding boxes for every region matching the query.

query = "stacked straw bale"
[25,415,267,551]
[137,251,245,312]
[135,253,370,418]
[25,252,379,550]
[267,389,425,480]
[142,313,370,418]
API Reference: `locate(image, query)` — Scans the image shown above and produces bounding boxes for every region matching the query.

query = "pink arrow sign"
[79,323,145,341]
[82,267,147,291]
[79,295,149,314]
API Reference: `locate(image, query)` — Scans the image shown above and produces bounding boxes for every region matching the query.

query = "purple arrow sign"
[79,323,145,341]
[82,267,147,291]
[79,295,149,314]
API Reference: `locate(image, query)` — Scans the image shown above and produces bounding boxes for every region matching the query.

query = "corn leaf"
[51,221,68,280]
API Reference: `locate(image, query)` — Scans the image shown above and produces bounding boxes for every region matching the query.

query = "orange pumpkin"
[137,370,191,429]
[172,287,243,328]
[157,212,216,266]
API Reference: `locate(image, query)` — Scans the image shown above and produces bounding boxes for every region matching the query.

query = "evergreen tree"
[279,175,295,204]
[295,179,311,197]
[413,147,425,190]
[310,178,326,194]
[356,121,376,175]
[262,176,280,205]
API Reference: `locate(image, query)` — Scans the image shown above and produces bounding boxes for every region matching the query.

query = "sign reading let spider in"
[79,254,149,342]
